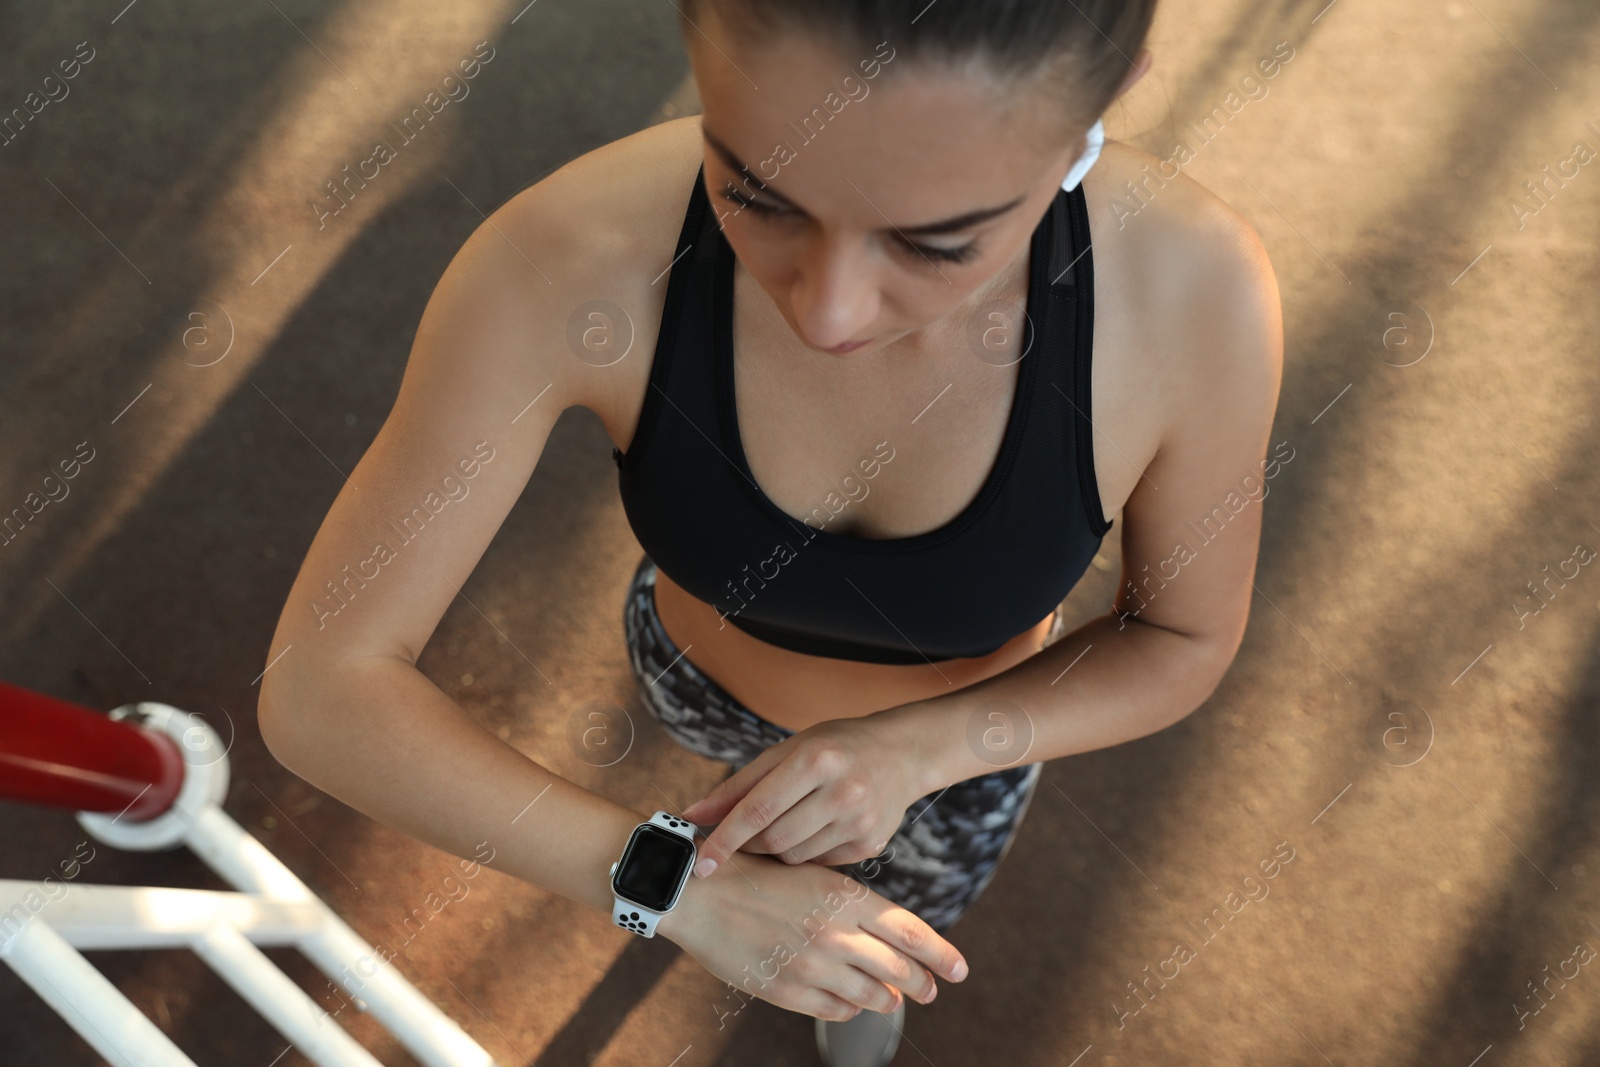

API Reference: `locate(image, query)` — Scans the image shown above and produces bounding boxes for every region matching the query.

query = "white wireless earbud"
[1061,118,1105,192]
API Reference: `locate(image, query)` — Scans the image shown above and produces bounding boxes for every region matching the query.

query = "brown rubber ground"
[2,1,1598,1063]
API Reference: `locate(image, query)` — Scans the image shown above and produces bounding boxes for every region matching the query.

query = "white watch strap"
[612,811,697,938]
[613,898,664,937]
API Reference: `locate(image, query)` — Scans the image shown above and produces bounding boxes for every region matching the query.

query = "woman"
[260,1,1282,1064]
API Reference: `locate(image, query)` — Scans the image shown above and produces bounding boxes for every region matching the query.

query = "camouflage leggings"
[623,554,1045,935]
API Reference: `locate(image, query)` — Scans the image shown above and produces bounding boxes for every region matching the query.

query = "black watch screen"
[613,824,695,912]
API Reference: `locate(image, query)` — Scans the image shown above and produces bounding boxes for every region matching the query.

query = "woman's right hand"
[657,848,968,1022]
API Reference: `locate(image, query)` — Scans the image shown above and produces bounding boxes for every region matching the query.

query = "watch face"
[613,824,695,912]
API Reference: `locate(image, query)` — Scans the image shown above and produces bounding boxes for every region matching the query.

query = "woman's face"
[684,12,1090,358]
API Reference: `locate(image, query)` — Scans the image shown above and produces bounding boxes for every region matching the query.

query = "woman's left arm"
[685,204,1285,874]
[890,204,1287,793]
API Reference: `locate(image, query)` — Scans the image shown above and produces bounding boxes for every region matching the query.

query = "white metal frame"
[0,701,500,1067]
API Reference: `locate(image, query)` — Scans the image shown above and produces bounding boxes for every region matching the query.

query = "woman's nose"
[788,234,880,350]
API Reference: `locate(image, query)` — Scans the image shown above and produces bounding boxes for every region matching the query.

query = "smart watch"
[609,810,699,938]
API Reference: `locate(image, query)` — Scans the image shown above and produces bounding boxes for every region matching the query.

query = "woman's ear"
[1112,47,1154,103]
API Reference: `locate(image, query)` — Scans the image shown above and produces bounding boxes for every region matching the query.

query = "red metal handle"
[0,680,184,821]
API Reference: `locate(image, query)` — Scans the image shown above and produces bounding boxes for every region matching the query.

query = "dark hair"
[679,0,1158,133]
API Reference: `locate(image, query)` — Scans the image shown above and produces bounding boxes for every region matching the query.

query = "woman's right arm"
[255,173,652,918]
[255,142,966,1020]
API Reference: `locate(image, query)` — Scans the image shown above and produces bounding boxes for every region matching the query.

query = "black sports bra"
[613,164,1112,665]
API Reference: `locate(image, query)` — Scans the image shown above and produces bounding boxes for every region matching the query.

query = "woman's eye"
[914,240,981,265]
[716,186,980,266]
[719,186,789,217]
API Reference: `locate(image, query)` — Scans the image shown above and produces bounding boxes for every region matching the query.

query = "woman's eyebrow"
[703,127,1026,236]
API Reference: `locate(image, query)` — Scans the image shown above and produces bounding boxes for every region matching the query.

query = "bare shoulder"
[1089,138,1280,348]
[480,115,708,425]
[1085,139,1284,449]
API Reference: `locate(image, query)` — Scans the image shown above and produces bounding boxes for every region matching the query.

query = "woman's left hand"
[681,708,935,876]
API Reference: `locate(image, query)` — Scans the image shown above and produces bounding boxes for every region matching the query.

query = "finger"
[826,963,906,1016]
[683,742,790,824]
[681,763,760,822]
[696,762,822,876]
[861,904,969,985]
[791,989,862,1023]
[752,791,849,864]
[813,837,893,868]
[846,934,939,1006]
